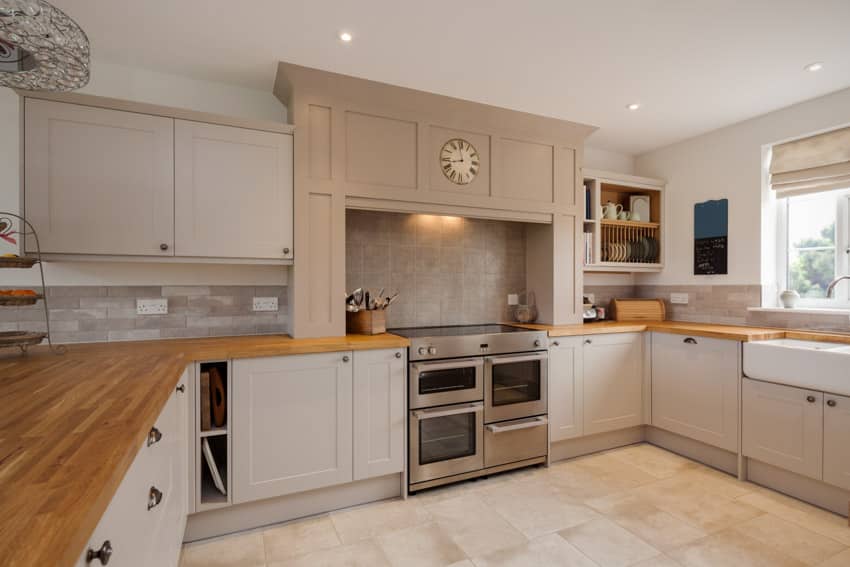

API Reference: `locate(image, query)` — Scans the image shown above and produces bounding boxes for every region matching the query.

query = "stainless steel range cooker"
[390,324,550,493]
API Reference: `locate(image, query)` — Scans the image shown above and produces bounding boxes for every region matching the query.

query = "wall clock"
[440,138,479,185]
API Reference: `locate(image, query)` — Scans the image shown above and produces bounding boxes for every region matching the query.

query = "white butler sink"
[744,338,850,396]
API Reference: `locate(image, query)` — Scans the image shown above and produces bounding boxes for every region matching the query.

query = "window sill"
[749,307,850,316]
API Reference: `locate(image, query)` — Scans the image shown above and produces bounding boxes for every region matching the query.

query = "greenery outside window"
[777,189,850,307]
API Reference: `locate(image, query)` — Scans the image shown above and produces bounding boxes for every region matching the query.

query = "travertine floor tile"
[732,514,846,566]
[630,555,683,566]
[559,517,661,566]
[471,533,598,567]
[330,498,430,543]
[480,477,600,538]
[737,489,850,546]
[587,491,708,551]
[180,532,266,567]
[608,443,698,479]
[425,494,527,558]
[262,514,341,562]
[268,539,391,567]
[377,522,467,567]
[668,529,807,567]
[817,548,850,567]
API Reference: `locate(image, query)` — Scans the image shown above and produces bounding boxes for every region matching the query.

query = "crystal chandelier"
[0,0,89,91]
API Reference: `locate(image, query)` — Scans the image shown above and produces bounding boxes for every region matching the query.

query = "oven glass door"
[409,358,484,409]
[484,352,548,423]
[409,402,484,485]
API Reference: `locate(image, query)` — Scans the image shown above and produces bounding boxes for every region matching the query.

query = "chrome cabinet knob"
[86,540,113,565]
[418,347,428,356]
[176,384,185,393]
[148,486,163,510]
[395,352,402,359]
[147,427,162,447]
[428,347,437,355]
[827,399,837,407]
[342,355,350,362]
[159,243,169,251]
[283,247,291,255]
[806,395,816,403]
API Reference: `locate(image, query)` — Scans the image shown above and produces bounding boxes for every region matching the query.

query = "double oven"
[395,325,549,492]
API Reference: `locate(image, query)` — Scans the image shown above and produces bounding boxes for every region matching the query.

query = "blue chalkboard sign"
[694,199,728,275]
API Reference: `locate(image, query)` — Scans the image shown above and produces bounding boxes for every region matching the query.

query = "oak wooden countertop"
[0,333,409,567]
[512,320,788,341]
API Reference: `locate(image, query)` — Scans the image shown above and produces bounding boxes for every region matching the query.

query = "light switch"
[670,293,689,305]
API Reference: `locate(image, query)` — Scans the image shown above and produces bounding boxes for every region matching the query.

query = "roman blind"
[769,126,850,197]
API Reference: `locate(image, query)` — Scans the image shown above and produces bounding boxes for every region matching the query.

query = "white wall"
[0,60,289,287]
[583,146,635,175]
[635,86,850,286]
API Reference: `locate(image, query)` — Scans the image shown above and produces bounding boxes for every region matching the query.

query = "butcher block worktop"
[513,320,788,341]
[0,333,409,567]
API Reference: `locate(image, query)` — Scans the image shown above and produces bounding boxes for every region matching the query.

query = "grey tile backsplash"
[0,285,288,343]
[346,210,527,328]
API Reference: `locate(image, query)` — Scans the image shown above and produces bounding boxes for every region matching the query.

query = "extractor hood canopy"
[0,0,89,91]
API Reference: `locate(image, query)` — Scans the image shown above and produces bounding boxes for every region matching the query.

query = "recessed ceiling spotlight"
[804,62,824,72]
[626,103,641,111]
[339,31,353,43]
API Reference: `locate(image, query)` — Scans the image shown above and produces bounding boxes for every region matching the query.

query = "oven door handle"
[486,416,548,434]
[412,403,483,420]
[486,353,548,365]
[411,358,484,373]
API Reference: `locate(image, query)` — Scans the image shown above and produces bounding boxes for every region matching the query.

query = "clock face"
[440,138,479,185]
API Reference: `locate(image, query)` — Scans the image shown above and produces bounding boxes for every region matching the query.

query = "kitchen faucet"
[826,275,850,298]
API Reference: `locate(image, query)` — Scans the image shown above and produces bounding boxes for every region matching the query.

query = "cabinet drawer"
[484,416,548,468]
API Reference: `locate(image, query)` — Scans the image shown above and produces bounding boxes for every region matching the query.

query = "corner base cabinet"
[232,349,405,505]
[651,333,739,452]
[76,371,189,567]
[742,378,823,481]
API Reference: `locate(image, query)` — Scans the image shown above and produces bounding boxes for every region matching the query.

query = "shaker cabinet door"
[651,333,740,452]
[25,99,175,256]
[582,333,643,435]
[823,393,850,491]
[353,349,406,480]
[742,378,823,481]
[548,337,584,442]
[232,352,353,503]
[174,120,293,260]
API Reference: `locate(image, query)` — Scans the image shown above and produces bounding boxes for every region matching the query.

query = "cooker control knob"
[428,347,438,355]
[418,347,428,356]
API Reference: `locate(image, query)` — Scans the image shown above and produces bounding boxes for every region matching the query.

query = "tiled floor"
[179,444,850,567]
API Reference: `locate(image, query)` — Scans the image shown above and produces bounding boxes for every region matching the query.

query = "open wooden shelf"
[600,219,660,229]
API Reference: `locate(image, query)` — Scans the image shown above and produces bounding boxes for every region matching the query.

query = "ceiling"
[54,0,850,155]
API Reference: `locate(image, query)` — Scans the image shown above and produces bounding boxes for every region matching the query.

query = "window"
[777,189,850,307]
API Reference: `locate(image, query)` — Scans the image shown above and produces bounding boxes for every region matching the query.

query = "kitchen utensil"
[618,211,631,221]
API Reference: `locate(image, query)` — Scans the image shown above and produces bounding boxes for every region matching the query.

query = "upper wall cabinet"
[174,121,293,260]
[23,95,294,263]
[25,98,175,257]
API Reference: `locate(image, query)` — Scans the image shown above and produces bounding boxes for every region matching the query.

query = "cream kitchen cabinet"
[232,352,354,503]
[174,120,293,260]
[582,333,643,435]
[742,378,823,480]
[651,333,739,452]
[24,97,293,262]
[548,337,584,442]
[25,98,175,257]
[353,348,406,480]
[76,372,189,567]
[823,393,850,491]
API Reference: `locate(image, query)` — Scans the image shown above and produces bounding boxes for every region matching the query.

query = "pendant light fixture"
[0,0,90,91]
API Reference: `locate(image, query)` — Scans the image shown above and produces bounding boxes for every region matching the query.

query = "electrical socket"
[136,298,168,315]
[507,294,519,306]
[670,292,689,305]
[253,297,279,312]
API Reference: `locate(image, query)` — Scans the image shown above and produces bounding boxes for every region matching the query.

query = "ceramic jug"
[601,202,623,220]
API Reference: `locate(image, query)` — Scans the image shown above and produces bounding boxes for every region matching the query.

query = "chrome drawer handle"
[86,540,113,565]
[147,486,163,510]
[412,403,483,420]
[147,427,163,447]
[684,337,698,344]
[827,399,837,407]
[584,339,592,345]
[486,416,548,434]
[176,384,185,393]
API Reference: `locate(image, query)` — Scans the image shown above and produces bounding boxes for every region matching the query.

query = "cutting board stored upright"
[609,298,666,321]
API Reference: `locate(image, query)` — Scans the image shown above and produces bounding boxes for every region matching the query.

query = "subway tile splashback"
[0,285,288,344]
[346,210,527,328]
